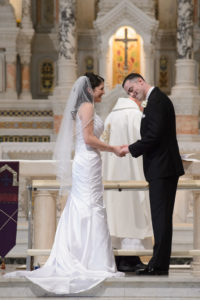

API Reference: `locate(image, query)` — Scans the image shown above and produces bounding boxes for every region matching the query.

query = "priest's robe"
[102,98,152,249]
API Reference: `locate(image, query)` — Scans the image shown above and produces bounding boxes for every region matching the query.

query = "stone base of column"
[50,58,77,136]
[191,190,200,276]
[19,91,32,100]
[170,59,200,135]
[52,58,77,100]
[0,91,18,100]
[192,261,200,276]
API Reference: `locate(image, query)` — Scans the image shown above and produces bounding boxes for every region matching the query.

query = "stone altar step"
[6,222,193,259]
[172,223,193,251]
[0,270,200,299]
[0,100,54,144]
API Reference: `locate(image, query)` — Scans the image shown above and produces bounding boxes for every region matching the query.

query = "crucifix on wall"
[115,28,138,72]
[112,26,141,87]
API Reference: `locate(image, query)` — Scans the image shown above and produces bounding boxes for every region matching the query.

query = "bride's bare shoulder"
[78,102,94,118]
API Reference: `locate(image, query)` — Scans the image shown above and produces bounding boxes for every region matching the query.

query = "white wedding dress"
[5,113,123,295]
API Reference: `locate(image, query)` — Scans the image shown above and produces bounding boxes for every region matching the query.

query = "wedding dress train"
[4,113,123,294]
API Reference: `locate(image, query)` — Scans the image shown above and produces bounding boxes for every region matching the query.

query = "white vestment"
[102,98,152,249]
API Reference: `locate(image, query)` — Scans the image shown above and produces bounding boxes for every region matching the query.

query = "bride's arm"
[78,103,123,156]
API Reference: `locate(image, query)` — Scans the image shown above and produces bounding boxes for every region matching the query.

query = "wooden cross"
[115,28,138,71]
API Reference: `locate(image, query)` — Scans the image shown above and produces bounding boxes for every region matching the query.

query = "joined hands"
[113,145,129,157]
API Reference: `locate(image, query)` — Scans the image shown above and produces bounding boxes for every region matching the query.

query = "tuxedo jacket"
[129,87,184,182]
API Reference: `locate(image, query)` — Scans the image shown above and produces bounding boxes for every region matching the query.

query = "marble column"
[5,55,17,99]
[17,0,34,100]
[143,44,154,86]
[58,0,77,92]
[192,179,200,276]
[0,1,18,99]
[33,190,57,266]
[170,0,200,137]
[51,0,77,136]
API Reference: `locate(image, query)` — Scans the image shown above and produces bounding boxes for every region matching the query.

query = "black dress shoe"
[135,262,147,271]
[117,262,147,272]
[116,256,143,272]
[136,267,169,276]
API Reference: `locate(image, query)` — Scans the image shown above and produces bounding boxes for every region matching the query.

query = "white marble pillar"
[5,53,17,99]
[143,44,154,86]
[33,190,57,266]
[55,0,77,97]
[17,0,34,100]
[51,0,77,136]
[192,182,200,276]
[171,0,200,137]
[0,0,19,99]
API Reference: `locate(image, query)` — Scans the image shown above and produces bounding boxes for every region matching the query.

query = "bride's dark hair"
[85,72,104,89]
[71,76,93,120]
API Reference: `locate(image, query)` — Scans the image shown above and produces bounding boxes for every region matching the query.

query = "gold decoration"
[0,164,18,186]
[0,122,53,129]
[85,56,94,72]
[0,136,50,142]
[101,124,111,144]
[159,55,168,88]
[0,110,53,117]
[40,61,54,94]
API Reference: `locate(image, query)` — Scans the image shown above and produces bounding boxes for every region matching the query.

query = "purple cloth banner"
[0,162,19,258]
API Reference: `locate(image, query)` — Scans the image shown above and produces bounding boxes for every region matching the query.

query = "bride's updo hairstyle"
[85,72,104,89]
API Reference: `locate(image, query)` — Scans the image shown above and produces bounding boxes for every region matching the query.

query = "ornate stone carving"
[97,0,155,18]
[17,0,34,64]
[17,33,33,64]
[59,0,76,60]
[177,0,193,59]
[95,0,158,42]
[94,0,158,87]
[21,0,32,29]
[49,0,77,103]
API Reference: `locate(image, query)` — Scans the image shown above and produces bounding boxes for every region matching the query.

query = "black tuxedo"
[129,87,184,271]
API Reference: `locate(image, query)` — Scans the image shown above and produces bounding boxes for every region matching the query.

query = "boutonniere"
[141,100,148,108]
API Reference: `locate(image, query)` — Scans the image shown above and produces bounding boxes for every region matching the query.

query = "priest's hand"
[120,145,129,156]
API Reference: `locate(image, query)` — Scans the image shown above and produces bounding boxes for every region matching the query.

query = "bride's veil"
[53,76,94,195]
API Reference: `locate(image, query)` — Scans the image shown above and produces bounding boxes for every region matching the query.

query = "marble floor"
[1,264,200,299]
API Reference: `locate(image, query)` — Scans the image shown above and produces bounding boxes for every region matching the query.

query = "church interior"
[0,0,200,298]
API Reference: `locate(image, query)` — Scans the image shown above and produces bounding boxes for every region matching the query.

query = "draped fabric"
[0,162,19,258]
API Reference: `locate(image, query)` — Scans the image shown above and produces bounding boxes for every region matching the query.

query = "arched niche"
[107,26,144,89]
[94,0,158,89]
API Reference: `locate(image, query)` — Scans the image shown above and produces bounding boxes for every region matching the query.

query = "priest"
[102,97,153,272]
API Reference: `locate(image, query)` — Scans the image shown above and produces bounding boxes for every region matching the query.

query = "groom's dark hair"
[122,73,145,88]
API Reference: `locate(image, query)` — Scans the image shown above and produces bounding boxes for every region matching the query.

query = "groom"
[121,73,184,275]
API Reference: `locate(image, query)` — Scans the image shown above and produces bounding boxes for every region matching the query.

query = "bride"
[4,73,124,295]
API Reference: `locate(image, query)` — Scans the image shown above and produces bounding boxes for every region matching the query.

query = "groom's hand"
[113,146,126,157]
[120,145,129,156]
